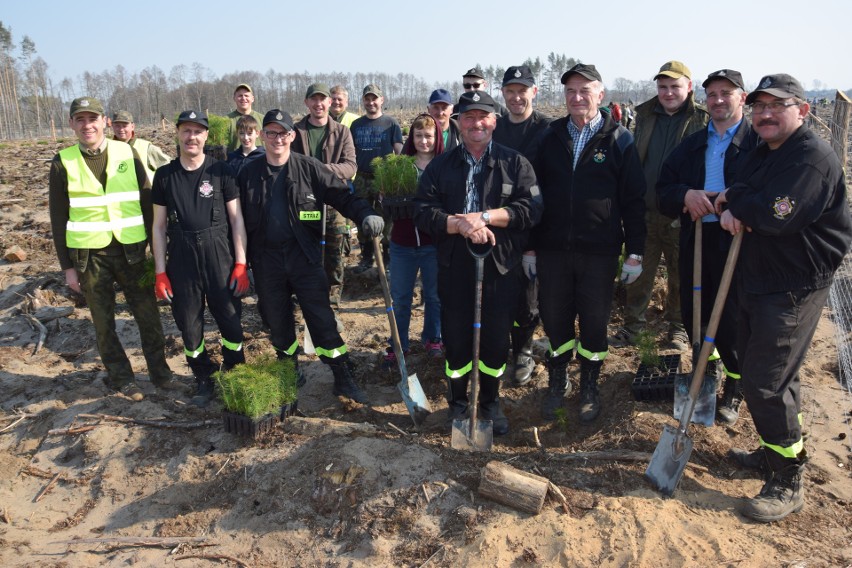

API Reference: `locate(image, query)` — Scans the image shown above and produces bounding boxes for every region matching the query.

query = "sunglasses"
[463,82,483,90]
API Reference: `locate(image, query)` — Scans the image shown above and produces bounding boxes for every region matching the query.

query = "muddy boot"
[541,356,571,422]
[729,446,769,477]
[579,359,602,423]
[277,350,305,388]
[329,356,369,404]
[188,350,218,408]
[510,325,536,386]
[741,450,807,523]
[479,375,509,436]
[445,377,469,429]
[717,375,744,425]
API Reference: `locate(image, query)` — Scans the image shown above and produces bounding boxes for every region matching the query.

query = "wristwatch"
[480,211,491,225]
[628,254,643,262]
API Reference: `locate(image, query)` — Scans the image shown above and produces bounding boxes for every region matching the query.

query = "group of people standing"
[50,61,850,524]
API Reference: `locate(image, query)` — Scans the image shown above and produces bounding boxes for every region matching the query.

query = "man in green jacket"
[226,83,265,152]
[111,110,171,185]
[613,61,708,350]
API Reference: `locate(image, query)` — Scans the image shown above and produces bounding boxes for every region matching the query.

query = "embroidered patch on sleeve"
[772,196,794,219]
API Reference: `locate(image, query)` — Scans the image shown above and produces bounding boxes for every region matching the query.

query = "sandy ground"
[0,123,850,568]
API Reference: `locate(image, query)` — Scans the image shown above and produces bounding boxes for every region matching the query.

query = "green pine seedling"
[214,355,298,419]
[635,329,661,369]
[370,154,418,197]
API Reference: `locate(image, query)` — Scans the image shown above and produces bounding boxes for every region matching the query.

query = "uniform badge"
[472,93,480,102]
[514,69,522,78]
[759,77,772,89]
[593,149,606,163]
[199,181,213,198]
[276,112,283,120]
[189,111,197,119]
[772,196,794,219]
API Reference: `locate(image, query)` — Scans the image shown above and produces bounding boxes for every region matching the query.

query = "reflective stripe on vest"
[131,138,155,185]
[60,140,146,249]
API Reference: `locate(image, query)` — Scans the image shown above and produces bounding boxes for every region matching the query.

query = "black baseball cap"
[561,63,602,84]
[176,110,208,129]
[463,67,485,80]
[702,69,745,90]
[502,65,535,87]
[263,109,294,130]
[457,91,496,114]
[746,73,805,104]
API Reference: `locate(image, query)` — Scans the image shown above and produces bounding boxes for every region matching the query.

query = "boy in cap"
[49,96,173,401]
[238,109,385,405]
[151,110,250,407]
[110,110,171,185]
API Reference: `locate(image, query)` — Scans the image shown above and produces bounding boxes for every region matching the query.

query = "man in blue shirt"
[657,69,760,424]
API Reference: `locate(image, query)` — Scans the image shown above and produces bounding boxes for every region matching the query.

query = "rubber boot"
[541,355,571,422]
[277,351,306,388]
[510,325,536,386]
[329,355,369,404]
[717,375,744,425]
[579,359,602,423]
[479,375,509,436]
[445,376,469,429]
[188,350,218,408]
[729,446,769,477]
[741,449,807,523]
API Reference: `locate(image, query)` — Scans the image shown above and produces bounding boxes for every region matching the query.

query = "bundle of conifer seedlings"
[371,154,418,219]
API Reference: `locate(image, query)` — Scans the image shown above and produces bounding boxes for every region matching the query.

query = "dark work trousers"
[678,221,740,374]
[166,224,244,368]
[538,250,618,365]
[513,277,540,329]
[78,250,171,387]
[253,245,346,363]
[738,286,828,452]
[438,250,520,379]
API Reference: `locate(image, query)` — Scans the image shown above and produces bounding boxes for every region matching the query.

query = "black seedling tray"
[631,354,681,401]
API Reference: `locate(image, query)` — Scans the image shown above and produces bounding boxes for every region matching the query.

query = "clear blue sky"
[5,0,851,93]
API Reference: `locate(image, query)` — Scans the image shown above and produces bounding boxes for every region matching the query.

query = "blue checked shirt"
[567,112,604,169]
[462,142,492,214]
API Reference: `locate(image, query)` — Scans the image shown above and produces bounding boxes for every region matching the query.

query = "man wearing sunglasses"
[238,110,384,406]
[454,67,508,119]
[657,69,759,426]
[715,73,851,522]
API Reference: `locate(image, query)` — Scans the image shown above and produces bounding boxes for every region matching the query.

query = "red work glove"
[154,272,173,303]
[229,263,249,296]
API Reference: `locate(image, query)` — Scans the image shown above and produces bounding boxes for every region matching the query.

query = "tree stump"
[478,460,549,514]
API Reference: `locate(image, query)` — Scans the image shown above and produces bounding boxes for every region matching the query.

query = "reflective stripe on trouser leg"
[548,338,576,359]
[275,339,300,357]
[185,339,205,359]
[478,360,506,378]
[315,344,348,360]
[761,437,804,459]
[577,341,608,362]
[446,361,473,379]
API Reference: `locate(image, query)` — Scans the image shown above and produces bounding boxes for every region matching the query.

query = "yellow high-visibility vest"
[130,137,155,185]
[60,140,146,249]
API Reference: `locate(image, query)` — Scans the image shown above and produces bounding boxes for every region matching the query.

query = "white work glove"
[361,215,385,238]
[620,262,642,285]
[522,254,537,280]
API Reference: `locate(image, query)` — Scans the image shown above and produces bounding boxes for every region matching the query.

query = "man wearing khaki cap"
[613,60,708,350]
[226,83,264,152]
[48,97,174,402]
[111,110,171,185]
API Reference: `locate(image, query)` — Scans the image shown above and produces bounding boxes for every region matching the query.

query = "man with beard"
[658,69,759,425]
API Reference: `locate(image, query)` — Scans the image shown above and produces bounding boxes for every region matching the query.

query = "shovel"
[451,241,494,452]
[646,231,742,496]
[673,221,717,426]
[373,237,432,426]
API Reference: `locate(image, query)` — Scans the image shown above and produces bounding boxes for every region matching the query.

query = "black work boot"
[354,240,374,273]
[188,351,218,408]
[478,375,509,436]
[541,356,572,421]
[510,326,536,386]
[741,449,807,523]
[445,377,469,429]
[578,359,602,423]
[717,375,744,425]
[277,350,306,388]
[729,446,769,477]
[329,356,369,404]
[222,345,245,372]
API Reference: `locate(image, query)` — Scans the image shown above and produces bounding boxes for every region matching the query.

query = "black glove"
[361,215,385,238]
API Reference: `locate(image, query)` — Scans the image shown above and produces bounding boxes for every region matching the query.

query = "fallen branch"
[55,536,211,549]
[386,422,411,437]
[0,413,29,433]
[23,465,56,479]
[34,471,62,502]
[175,553,250,567]
[77,413,218,429]
[47,424,98,436]
[546,450,709,473]
[2,507,11,524]
[547,481,570,514]
[23,313,47,356]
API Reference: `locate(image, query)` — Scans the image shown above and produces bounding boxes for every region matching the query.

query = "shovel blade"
[303,322,315,355]
[674,372,718,426]
[451,417,493,452]
[398,373,432,427]
[645,424,694,496]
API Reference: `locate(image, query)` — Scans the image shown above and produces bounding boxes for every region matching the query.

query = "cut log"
[478,460,549,514]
